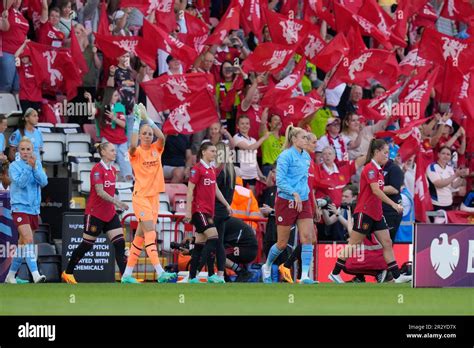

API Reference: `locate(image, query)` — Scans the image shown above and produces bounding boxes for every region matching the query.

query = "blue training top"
[276,146,310,201]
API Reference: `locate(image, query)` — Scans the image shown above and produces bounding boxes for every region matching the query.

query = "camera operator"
[175,217,258,282]
[321,185,358,240]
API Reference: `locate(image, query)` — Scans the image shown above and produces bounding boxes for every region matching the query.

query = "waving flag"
[240,0,265,41]
[205,5,240,45]
[399,49,431,76]
[271,89,324,127]
[95,33,140,58]
[358,82,403,121]
[263,7,310,47]
[162,91,219,135]
[28,42,82,99]
[97,1,110,35]
[178,12,209,54]
[141,72,214,111]
[119,0,173,16]
[311,32,349,72]
[261,58,306,107]
[440,0,474,22]
[242,42,295,73]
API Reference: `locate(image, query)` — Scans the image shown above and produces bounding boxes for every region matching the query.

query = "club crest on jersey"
[368,169,376,180]
[17,217,22,223]
[362,223,369,230]
[90,225,97,233]
[190,169,196,177]
[152,151,158,157]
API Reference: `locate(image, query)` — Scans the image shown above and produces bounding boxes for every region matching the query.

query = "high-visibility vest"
[231,185,261,229]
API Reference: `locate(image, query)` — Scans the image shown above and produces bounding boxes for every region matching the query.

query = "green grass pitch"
[1,283,472,315]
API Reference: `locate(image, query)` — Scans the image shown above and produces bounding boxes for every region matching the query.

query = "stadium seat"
[37,122,55,133]
[55,123,81,134]
[77,162,95,195]
[37,243,57,256]
[159,193,171,212]
[42,133,66,170]
[67,152,93,177]
[66,133,91,153]
[165,184,188,213]
[34,231,50,244]
[116,182,133,202]
[38,256,61,282]
[83,123,100,143]
[0,93,22,127]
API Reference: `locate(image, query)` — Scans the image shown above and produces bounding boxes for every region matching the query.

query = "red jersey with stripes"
[189,160,216,216]
[354,160,385,220]
[85,161,117,221]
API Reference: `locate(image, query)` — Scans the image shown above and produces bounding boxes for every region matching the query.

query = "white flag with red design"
[242,43,295,73]
[263,7,310,47]
[162,90,219,135]
[205,5,240,45]
[261,58,306,107]
[141,72,215,112]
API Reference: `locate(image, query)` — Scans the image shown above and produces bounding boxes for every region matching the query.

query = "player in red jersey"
[62,143,129,284]
[184,143,233,283]
[328,139,412,283]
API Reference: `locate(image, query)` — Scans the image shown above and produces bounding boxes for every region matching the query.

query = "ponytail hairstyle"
[365,138,387,165]
[197,142,215,162]
[18,108,37,137]
[283,124,305,149]
[215,141,235,190]
[94,142,111,158]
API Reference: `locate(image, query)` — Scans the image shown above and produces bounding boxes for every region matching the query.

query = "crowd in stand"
[1,0,474,248]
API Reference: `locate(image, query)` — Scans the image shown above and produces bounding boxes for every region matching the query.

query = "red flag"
[271,89,324,127]
[119,0,173,16]
[358,82,403,121]
[205,5,240,45]
[412,2,438,29]
[457,69,474,119]
[242,43,295,73]
[263,7,310,46]
[141,72,214,111]
[195,0,211,24]
[141,20,198,70]
[261,58,306,108]
[339,0,364,13]
[97,1,110,35]
[358,0,406,48]
[312,32,349,72]
[418,28,474,73]
[70,26,88,76]
[399,48,431,76]
[446,210,474,223]
[280,0,299,15]
[397,66,439,125]
[178,12,209,55]
[28,42,82,100]
[346,25,366,54]
[328,49,399,89]
[333,1,393,49]
[240,0,265,41]
[95,33,140,58]
[415,141,434,222]
[436,58,466,104]
[162,90,219,135]
[396,0,429,19]
[440,0,474,22]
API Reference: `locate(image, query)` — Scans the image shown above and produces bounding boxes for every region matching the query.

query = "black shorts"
[84,214,122,237]
[352,212,388,235]
[191,212,216,234]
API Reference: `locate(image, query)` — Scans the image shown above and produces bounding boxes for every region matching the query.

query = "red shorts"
[274,196,313,226]
[12,213,39,231]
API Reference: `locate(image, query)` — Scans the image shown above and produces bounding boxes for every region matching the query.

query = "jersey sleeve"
[364,165,379,185]
[91,166,104,186]
[37,131,44,150]
[189,165,201,185]
[426,164,440,184]
[153,139,165,154]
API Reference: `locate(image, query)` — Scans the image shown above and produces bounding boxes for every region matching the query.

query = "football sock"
[144,231,163,276]
[7,245,24,277]
[110,234,127,275]
[123,235,144,277]
[203,237,218,277]
[283,244,302,269]
[230,262,242,273]
[189,242,205,279]
[387,261,401,279]
[332,258,347,275]
[66,238,95,274]
[300,244,313,279]
[265,244,284,267]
